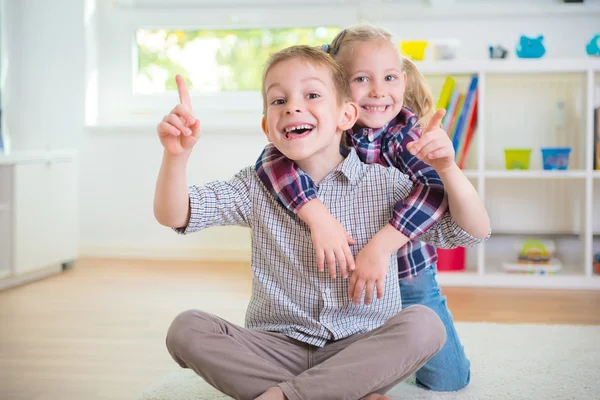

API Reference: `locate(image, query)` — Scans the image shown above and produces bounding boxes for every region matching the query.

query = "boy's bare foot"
[255,386,287,400]
[361,395,391,400]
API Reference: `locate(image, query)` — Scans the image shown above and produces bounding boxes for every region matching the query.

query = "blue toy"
[516,35,546,59]
[586,34,600,57]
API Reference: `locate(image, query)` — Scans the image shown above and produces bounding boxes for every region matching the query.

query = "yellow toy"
[400,41,428,61]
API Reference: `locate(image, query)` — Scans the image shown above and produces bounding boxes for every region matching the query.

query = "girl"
[254,25,490,392]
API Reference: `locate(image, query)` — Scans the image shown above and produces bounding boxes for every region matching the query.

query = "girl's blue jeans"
[399,266,470,392]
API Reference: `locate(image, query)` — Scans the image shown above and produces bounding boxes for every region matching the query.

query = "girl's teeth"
[366,106,386,112]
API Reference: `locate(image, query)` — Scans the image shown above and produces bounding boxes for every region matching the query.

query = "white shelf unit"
[418,58,600,289]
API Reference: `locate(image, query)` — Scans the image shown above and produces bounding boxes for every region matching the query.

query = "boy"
[154,46,479,400]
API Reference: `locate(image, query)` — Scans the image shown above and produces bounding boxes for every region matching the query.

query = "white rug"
[135,322,600,400]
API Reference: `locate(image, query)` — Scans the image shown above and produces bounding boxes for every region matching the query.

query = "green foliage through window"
[136,27,340,93]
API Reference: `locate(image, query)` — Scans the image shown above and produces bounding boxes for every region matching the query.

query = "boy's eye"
[385,75,397,81]
[355,76,368,83]
[307,93,320,99]
[271,99,285,105]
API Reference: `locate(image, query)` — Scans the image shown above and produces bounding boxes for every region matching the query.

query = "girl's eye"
[355,76,368,83]
[307,93,320,99]
[271,99,285,105]
[385,75,397,81]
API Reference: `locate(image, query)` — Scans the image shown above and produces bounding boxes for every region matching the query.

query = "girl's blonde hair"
[261,45,351,114]
[326,24,436,129]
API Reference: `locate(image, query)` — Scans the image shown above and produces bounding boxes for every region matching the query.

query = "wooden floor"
[1,258,599,400]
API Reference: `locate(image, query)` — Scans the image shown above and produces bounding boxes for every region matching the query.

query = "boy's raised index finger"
[175,74,193,110]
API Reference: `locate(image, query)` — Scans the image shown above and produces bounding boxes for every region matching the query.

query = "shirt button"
[363,131,368,136]
[324,288,331,295]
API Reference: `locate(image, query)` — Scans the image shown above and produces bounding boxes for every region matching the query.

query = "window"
[136,27,339,94]
[91,1,356,126]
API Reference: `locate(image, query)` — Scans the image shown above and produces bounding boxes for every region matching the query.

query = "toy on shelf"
[489,45,508,59]
[502,239,562,275]
[504,148,532,170]
[586,34,600,57]
[541,147,572,170]
[431,39,460,60]
[400,41,428,61]
[594,253,600,275]
[516,35,546,59]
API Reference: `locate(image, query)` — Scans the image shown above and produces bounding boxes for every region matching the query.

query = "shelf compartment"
[486,179,586,235]
[484,233,586,277]
[485,73,587,171]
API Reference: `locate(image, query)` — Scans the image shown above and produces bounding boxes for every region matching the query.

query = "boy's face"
[343,40,407,129]
[262,59,356,163]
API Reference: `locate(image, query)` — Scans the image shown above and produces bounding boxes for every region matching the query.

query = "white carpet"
[135,322,600,400]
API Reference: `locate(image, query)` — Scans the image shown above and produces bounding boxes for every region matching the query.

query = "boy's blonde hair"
[261,45,351,114]
[326,24,435,128]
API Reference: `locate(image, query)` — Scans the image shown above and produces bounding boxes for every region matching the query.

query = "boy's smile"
[282,123,315,140]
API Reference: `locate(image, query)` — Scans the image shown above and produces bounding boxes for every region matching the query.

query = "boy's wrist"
[163,149,192,167]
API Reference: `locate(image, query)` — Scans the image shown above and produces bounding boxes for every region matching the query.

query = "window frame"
[94,2,357,127]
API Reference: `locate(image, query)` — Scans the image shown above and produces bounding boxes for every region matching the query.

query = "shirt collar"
[326,147,363,185]
[347,107,418,142]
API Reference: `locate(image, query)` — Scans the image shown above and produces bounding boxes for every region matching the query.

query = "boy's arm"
[154,74,251,233]
[255,144,356,279]
[154,75,200,229]
[154,151,194,229]
[172,170,252,234]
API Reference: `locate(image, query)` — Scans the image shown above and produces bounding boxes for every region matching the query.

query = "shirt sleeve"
[254,143,318,213]
[415,212,491,249]
[388,122,449,239]
[173,167,253,235]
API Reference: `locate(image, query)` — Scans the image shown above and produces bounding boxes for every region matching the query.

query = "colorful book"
[452,75,478,152]
[458,93,478,169]
[437,77,455,111]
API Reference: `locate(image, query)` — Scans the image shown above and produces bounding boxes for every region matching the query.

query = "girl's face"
[341,39,407,129]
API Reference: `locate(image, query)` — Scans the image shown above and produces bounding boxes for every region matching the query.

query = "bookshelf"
[417,58,600,290]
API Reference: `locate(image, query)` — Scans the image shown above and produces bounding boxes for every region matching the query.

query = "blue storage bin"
[541,147,571,170]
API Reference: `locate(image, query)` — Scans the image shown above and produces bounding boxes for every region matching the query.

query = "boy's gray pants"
[166,304,446,400]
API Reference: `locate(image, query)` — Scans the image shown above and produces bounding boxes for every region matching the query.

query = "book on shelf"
[436,75,479,170]
[595,106,599,170]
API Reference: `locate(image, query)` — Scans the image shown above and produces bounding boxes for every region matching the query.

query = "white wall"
[4,0,85,151]
[3,0,599,261]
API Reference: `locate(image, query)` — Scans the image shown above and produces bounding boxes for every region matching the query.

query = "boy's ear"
[338,101,359,131]
[261,117,272,142]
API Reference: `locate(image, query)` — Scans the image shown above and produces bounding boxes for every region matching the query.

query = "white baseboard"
[0,265,63,291]
[78,244,252,262]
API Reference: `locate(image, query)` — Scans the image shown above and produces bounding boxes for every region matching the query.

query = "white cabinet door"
[13,159,78,274]
[0,166,12,276]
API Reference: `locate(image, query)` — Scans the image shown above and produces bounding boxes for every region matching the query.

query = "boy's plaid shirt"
[255,107,450,279]
[176,149,481,346]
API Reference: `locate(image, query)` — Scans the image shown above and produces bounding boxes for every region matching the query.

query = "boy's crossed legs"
[166,305,446,400]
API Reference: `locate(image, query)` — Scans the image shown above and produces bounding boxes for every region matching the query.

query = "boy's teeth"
[365,106,387,112]
[284,124,313,133]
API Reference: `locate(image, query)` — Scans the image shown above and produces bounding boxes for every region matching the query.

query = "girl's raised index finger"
[175,75,193,111]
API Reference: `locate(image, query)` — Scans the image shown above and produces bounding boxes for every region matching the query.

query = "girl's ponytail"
[402,58,436,129]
